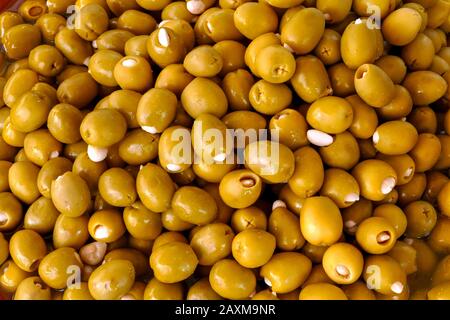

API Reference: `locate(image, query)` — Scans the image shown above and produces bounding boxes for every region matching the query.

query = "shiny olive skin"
[355,64,395,108]
[53,214,89,250]
[9,230,47,272]
[375,55,407,84]
[291,55,332,103]
[3,24,42,60]
[95,29,135,54]
[341,19,382,69]
[136,88,177,134]
[281,8,325,55]
[232,228,275,268]
[80,109,127,147]
[288,147,324,198]
[57,72,98,108]
[260,253,311,294]
[245,140,295,184]
[403,71,448,105]
[136,163,175,213]
[373,204,407,239]
[249,80,292,115]
[51,171,91,218]
[123,201,162,241]
[3,69,39,108]
[300,197,343,247]
[231,206,267,233]
[181,77,228,119]
[234,3,278,40]
[0,161,12,192]
[187,278,223,300]
[299,283,348,300]
[314,29,342,66]
[352,160,397,202]
[307,96,353,134]
[323,243,364,285]
[72,152,107,192]
[172,186,218,225]
[48,104,83,144]
[114,56,153,92]
[269,109,308,150]
[269,205,305,251]
[363,255,407,296]
[219,169,262,209]
[35,13,66,44]
[104,248,150,277]
[98,168,136,207]
[14,277,52,300]
[190,223,234,266]
[143,277,184,300]
[209,259,256,300]
[38,247,83,289]
[88,209,126,243]
[88,49,123,87]
[150,242,198,283]
[356,217,397,254]
[8,161,40,205]
[0,260,33,293]
[155,64,194,97]
[24,196,60,234]
[0,192,23,232]
[88,260,135,300]
[373,121,418,155]
[147,27,186,68]
[55,28,93,65]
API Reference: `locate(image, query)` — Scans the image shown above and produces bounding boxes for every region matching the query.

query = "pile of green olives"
[0,0,450,301]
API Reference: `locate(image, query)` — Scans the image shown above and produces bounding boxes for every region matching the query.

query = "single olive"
[291,55,332,103]
[136,163,175,213]
[356,217,397,254]
[143,277,184,300]
[363,255,407,296]
[88,209,126,243]
[150,242,198,283]
[299,283,348,300]
[88,259,135,300]
[268,206,305,251]
[209,259,256,300]
[300,196,343,246]
[172,186,218,225]
[14,277,52,300]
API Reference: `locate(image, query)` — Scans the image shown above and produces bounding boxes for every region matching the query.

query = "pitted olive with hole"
[363,255,407,296]
[352,160,397,201]
[114,56,153,92]
[88,209,126,243]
